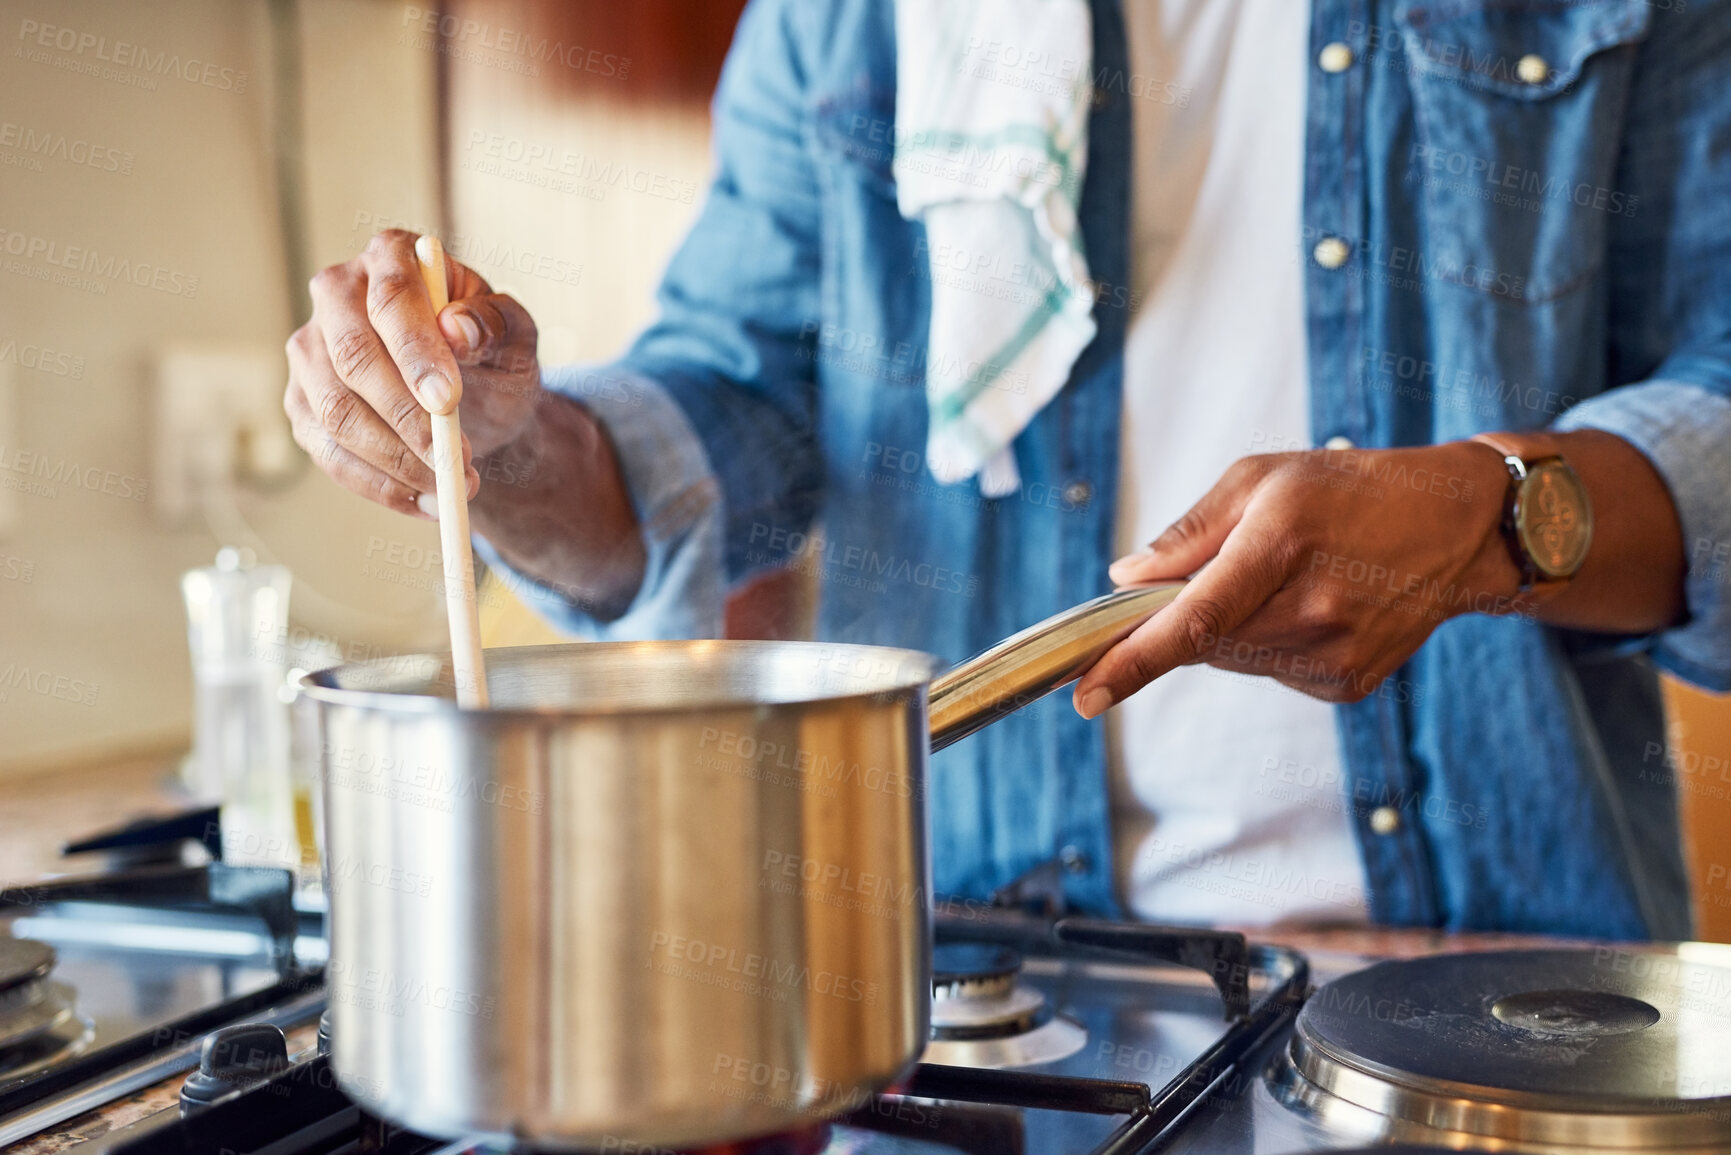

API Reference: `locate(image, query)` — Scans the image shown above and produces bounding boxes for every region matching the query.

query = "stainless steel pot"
[299,583,1181,1149]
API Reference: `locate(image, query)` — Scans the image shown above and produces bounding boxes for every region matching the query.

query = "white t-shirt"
[1110,0,1370,925]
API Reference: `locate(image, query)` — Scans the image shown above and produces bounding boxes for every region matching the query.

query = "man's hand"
[285,229,649,617]
[1073,441,1524,715]
[1073,429,1689,717]
[284,229,542,519]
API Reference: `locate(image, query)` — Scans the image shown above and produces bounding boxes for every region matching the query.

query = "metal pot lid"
[1292,948,1731,1148]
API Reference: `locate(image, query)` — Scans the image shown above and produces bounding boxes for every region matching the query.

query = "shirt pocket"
[1394,0,1651,304]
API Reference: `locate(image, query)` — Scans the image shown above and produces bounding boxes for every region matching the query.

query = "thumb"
[1108,456,1272,586]
[437,294,535,368]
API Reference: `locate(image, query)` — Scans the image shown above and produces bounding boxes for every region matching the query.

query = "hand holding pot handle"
[928,583,1185,751]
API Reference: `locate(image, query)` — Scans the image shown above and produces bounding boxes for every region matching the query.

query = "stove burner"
[0,938,54,992]
[932,943,1021,995]
[921,942,1086,1069]
[0,982,79,1050]
[930,945,1045,1036]
[0,935,95,1082]
[1281,948,1731,1149]
[1489,988,1661,1037]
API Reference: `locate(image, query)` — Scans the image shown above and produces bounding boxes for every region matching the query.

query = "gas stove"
[0,862,325,1146]
[51,907,1304,1155]
[6,875,1731,1155]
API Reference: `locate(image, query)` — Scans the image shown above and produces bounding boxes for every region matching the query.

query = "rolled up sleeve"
[1555,379,1731,690]
[473,364,725,641]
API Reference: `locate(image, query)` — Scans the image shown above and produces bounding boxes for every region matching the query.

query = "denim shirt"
[478,0,1731,940]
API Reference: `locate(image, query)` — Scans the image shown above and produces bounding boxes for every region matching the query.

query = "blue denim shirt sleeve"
[1554,381,1731,691]
[472,365,725,640]
[1547,2,1731,692]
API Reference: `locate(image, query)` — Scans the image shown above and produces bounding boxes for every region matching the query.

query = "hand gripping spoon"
[414,235,489,708]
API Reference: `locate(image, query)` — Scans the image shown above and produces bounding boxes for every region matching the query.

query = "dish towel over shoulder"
[893,0,1096,498]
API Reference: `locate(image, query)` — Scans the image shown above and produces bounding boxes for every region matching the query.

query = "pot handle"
[927,582,1185,751]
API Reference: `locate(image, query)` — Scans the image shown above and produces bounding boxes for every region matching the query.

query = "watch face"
[1515,460,1594,579]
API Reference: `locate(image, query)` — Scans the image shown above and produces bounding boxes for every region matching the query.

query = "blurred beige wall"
[0,0,438,773]
[445,89,711,369]
[2,0,300,772]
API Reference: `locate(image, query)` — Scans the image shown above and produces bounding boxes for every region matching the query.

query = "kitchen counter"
[0,754,1621,1155]
[0,753,192,884]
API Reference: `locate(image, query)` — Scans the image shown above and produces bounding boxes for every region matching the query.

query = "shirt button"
[1313,236,1352,269]
[1059,844,1089,874]
[1062,480,1092,506]
[1323,435,1355,451]
[1318,42,1354,73]
[1369,806,1402,836]
[1516,54,1550,85]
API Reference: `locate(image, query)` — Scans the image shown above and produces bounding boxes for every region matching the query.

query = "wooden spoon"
[414,235,489,708]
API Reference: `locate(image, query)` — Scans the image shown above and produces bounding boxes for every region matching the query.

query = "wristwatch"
[1470,434,1595,595]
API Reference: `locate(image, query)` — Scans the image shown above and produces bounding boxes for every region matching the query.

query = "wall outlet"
[153,345,297,523]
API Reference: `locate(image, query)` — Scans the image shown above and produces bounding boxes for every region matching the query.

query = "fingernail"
[445,311,482,353]
[415,370,454,413]
[1077,687,1113,720]
[1108,548,1154,583]
[415,492,439,520]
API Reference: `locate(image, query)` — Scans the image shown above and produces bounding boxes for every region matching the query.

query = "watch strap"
[1471,431,1519,456]
[1468,434,1573,601]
